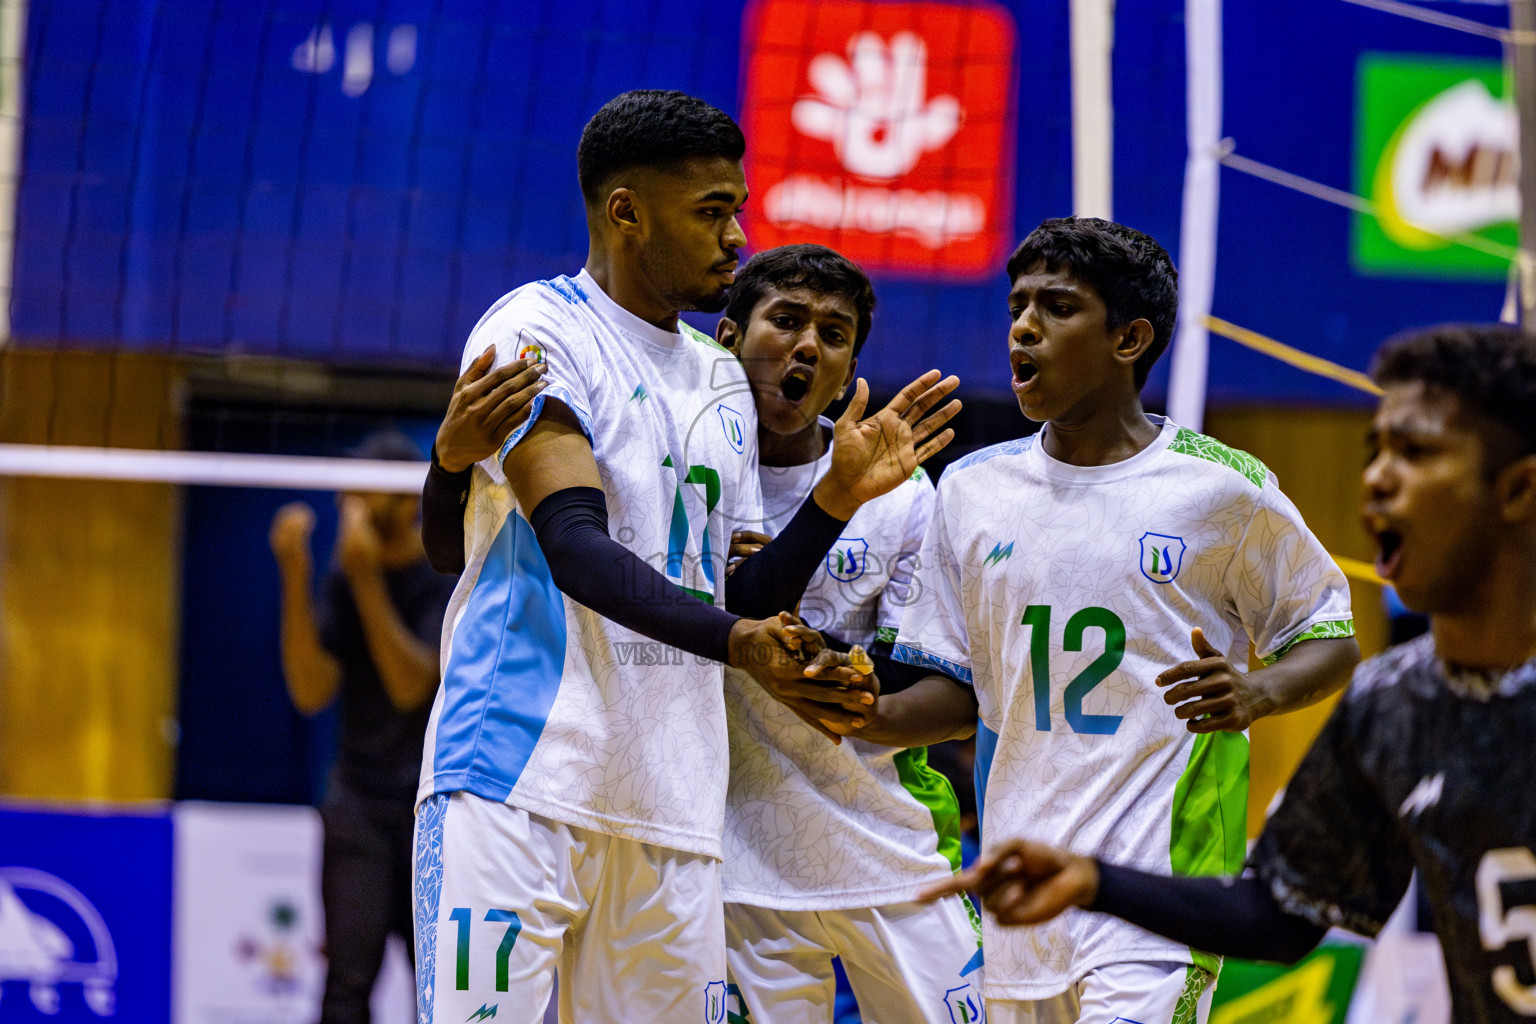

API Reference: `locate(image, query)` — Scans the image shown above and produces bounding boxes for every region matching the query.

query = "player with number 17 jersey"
[894,418,1354,1001]
[418,269,763,857]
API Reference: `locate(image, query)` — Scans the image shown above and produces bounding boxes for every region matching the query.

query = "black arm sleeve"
[421,447,473,576]
[1089,861,1327,964]
[725,495,849,618]
[529,487,740,664]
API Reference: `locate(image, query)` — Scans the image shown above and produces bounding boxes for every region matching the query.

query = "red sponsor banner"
[740,0,1016,278]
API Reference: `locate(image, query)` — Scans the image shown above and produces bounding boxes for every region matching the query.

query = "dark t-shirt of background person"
[317,562,455,801]
[1249,632,1536,1023]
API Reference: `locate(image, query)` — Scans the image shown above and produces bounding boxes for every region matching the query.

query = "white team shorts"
[724,895,986,1024]
[985,961,1214,1024]
[413,791,728,1024]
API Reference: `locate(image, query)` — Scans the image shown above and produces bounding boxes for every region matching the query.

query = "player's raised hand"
[1156,628,1265,733]
[435,345,549,473]
[918,839,1099,927]
[730,613,876,745]
[813,370,961,519]
[337,496,383,577]
[269,501,316,578]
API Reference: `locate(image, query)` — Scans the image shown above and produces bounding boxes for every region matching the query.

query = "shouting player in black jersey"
[923,322,1536,1022]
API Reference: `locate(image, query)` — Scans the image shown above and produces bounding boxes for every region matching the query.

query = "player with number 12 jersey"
[887,217,1357,1022]
[895,419,1353,1000]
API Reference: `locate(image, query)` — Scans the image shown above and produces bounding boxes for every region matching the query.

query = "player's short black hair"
[1373,323,1536,473]
[347,428,423,462]
[577,90,746,206]
[724,244,877,356]
[1006,217,1179,389]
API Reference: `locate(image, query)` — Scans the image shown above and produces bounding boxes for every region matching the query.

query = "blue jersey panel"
[432,513,567,801]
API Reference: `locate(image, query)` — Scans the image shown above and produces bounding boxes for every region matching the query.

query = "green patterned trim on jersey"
[894,746,965,872]
[961,892,983,945]
[1170,730,1249,976]
[680,321,732,354]
[1168,427,1268,489]
[876,626,898,645]
[910,465,927,482]
[1260,618,1357,666]
[1171,964,1214,1024]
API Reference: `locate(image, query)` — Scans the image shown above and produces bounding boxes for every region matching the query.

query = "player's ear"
[838,356,858,400]
[716,316,741,353]
[1115,319,1155,368]
[1496,452,1536,525]
[606,188,642,236]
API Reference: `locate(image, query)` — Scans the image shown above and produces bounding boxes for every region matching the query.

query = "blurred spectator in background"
[268,429,455,1024]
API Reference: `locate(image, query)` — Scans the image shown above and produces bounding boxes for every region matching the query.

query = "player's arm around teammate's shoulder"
[1156,626,1359,733]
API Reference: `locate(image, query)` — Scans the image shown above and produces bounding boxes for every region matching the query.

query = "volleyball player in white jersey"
[840,218,1360,1024]
[713,245,984,1023]
[412,92,960,1024]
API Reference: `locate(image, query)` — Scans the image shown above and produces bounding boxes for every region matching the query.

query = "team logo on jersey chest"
[944,983,983,1023]
[717,404,747,454]
[1138,532,1187,584]
[704,980,728,1024]
[828,536,870,581]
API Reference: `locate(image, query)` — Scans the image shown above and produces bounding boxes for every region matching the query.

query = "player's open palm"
[825,371,960,510]
[919,839,1099,927]
[1156,628,1264,733]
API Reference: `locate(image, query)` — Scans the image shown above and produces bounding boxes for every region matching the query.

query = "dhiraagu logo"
[983,540,1013,567]
[1354,53,1515,280]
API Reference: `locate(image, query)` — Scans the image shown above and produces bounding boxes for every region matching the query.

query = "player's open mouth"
[1011,359,1039,394]
[1374,528,1404,581]
[780,365,814,404]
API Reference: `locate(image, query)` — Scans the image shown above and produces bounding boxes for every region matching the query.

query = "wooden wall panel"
[0,351,182,800]
[1203,406,1387,836]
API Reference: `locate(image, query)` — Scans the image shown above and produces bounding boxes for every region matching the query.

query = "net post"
[1167,0,1223,432]
[1069,0,1114,220]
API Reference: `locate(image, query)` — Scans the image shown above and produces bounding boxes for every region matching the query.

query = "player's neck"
[583,254,680,332]
[758,420,829,468]
[1430,549,1536,670]
[1041,396,1159,468]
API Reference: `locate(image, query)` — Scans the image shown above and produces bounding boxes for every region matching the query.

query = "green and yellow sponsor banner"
[1209,944,1365,1024]
[1353,53,1515,280]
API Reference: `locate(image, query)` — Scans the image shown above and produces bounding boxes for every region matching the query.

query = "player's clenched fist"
[920,838,1100,927]
[269,501,316,578]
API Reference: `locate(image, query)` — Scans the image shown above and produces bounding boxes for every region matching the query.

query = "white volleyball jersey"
[723,427,965,909]
[419,270,763,860]
[893,417,1354,1000]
